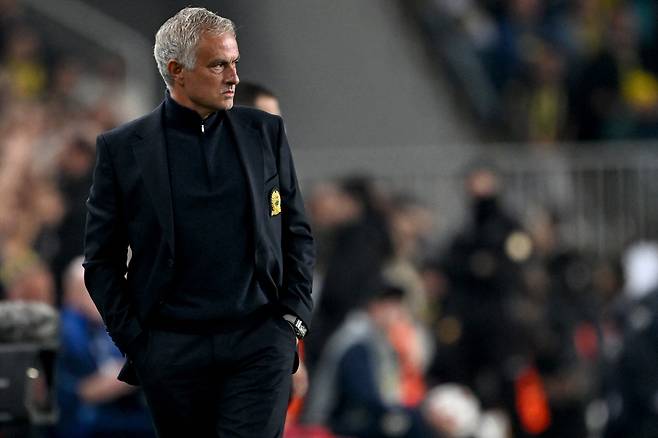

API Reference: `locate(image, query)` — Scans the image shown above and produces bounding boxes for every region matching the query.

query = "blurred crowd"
[298,166,658,438]
[0,1,154,436]
[0,0,137,306]
[416,0,658,143]
[2,1,658,438]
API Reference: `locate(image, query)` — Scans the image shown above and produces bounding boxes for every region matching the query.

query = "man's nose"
[227,64,239,85]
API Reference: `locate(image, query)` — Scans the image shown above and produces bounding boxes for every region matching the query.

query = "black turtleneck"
[155,93,268,330]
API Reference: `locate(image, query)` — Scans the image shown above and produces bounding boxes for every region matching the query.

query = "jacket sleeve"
[83,133,143,354]
[276,117,315,329]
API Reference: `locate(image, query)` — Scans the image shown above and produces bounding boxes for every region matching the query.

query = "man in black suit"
[83,7,314,437]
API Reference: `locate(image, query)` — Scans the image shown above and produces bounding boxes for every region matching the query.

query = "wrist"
[282,314,308,339]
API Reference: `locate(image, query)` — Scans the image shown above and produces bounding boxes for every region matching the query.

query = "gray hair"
[154,7,236,88]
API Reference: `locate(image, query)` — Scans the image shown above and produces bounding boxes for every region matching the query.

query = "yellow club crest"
[270,188,282,216]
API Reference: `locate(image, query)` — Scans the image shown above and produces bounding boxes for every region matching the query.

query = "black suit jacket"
[83,103,314,384]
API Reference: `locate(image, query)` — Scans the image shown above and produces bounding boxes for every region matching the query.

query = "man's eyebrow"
[209,56,240,66]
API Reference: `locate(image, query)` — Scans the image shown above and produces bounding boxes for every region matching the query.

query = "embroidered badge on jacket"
[270,188,282,216]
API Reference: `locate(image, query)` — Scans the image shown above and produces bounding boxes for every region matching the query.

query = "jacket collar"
[163,91,224,134]
[130,103,264,255]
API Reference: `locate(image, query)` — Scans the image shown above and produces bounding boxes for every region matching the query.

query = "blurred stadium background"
[2,0,658,437]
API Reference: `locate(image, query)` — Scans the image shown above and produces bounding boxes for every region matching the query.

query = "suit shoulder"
[99,104,163,145]
[230,105,282,128]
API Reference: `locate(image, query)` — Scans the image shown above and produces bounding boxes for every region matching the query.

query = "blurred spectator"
[306,175,393,368]
[569,3,658,140]
[304,282,435,437]
[0,125,63,252]
[572,5,654,140]
[603,242,658,437]
[307,180,366,273]
[384,193,434,323]
[503,40,570,143]
[2,25,47,100]
[427,162,531,431]
[485,0,549,91]
[520,208,599,437]
[1,247,55,305]
[55,258,154,438]
[50,137,95,304]
[235,81,282,115]
[559,0,608,63]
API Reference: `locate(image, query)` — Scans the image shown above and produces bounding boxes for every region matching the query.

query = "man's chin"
[217,97,234,111]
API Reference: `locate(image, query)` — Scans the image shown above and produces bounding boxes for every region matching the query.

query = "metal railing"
[294,141,658,256]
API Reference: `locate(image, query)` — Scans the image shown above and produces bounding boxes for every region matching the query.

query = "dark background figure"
[305,175,393,369]
[604,288,658,438]
[427,162,529,430]
[603,242,658,438]
[521,208,599,438]
[49,137,95,306]
[234,81,281,116]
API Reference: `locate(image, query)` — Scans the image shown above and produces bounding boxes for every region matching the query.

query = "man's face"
[177,31,240,116]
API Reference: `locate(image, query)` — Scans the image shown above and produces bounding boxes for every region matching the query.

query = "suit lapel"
[131,104,175,254]
[225,110,264,247]
[129,106,263,257]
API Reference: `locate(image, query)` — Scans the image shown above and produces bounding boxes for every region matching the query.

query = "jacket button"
[168,258,174,267]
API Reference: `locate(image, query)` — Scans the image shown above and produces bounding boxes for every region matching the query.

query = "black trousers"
[132,311,297,438]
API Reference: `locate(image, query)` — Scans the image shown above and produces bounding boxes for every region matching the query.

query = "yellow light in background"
[506,231,533,262]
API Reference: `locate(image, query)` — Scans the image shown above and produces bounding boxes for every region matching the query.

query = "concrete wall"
[78,0,476,152]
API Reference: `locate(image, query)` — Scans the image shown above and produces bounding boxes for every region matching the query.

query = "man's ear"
[167,60,185,86]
